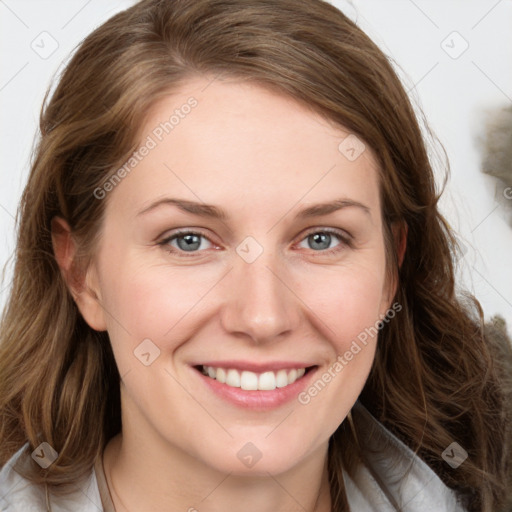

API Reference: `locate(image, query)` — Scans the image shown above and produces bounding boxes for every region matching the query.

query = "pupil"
[310,233,330,250]
[178,234,200,251]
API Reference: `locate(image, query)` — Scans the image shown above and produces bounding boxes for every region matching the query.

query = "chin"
[196,436,318,477]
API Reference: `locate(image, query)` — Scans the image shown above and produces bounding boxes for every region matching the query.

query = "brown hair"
[0,0,510,510]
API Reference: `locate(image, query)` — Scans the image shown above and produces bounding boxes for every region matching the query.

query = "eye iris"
[176,234,201,251]
[309,232,331,250]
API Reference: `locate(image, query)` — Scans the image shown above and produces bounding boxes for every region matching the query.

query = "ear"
[394,221,407,268]
[51,216,107,331]
[382,221,408,308]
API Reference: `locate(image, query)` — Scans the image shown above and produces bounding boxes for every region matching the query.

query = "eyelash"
[158,227,353,258]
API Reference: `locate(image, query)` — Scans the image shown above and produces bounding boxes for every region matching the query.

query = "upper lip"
[192,360,317,373]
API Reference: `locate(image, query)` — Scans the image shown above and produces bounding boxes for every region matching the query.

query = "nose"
[219,248,301,345]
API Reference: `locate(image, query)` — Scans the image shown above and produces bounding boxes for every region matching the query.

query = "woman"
[0,0,510,510]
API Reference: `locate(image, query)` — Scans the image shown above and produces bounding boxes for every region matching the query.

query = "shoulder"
[0,444,46,511]
[343,402,469,512]
[0,443,103,512]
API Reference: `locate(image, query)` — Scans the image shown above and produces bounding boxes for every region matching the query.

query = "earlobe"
[51,216,108,331]
[78,266,108,332]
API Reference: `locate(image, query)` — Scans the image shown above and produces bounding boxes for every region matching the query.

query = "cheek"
[293,265,386,431]
[307,261,388,344]
[97,254,224,355]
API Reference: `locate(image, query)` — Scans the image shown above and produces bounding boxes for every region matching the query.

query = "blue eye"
[161,231,214,255]
[297,228,350,254]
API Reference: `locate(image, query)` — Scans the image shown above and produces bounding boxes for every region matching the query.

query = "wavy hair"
[0,1,510,510]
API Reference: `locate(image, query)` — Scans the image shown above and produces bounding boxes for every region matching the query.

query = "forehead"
[107,76,381,222]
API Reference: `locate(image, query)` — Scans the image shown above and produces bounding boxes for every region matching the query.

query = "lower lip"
[193,366,318,410]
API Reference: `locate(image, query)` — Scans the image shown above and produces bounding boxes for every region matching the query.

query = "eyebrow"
[136,197,371,220]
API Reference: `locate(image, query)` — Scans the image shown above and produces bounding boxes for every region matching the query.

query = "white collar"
[343,401,467,511]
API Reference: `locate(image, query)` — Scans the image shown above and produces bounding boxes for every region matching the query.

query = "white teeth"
[275,369,289,388]
[216,367,226,383]
[240,371,258,390]
[287,369,297,384]
[226,369,241,387]
[258,371,276,391]
[201,366,308,390]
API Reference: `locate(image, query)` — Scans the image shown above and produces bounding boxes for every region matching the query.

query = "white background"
[1,0,511,333]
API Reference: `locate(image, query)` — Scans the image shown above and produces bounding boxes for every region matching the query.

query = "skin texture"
[53,76,398,512]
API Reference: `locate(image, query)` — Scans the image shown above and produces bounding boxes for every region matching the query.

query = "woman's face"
[81,76,395,475]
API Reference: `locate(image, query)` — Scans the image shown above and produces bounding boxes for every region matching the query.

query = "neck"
[103,432,332,512]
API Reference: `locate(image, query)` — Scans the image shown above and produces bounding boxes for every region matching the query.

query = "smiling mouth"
[195,365,315,391]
